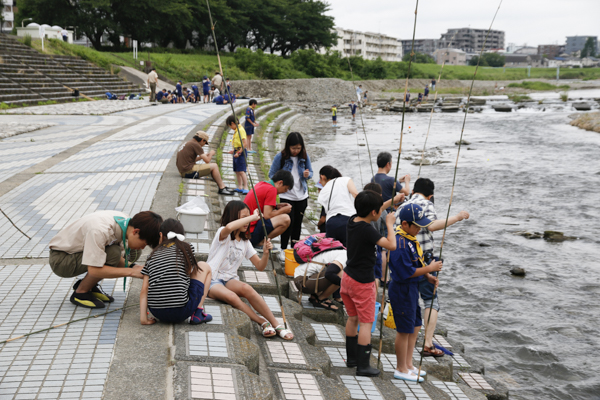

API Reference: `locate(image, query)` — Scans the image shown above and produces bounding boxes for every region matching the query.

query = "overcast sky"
[324,0,599,47]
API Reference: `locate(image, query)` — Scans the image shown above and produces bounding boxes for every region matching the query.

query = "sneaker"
[410,367,427,377]
[247,150,257,154]
[190,308,213,324]
[278,249,286,262]
[70,291,105,309]
[393,370,424,382]
[233,188,243,193]
[241,189,249,194]
[73,279,114,303]
[218,188,234,195]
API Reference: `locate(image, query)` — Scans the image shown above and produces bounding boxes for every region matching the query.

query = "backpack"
[293,233,345,264]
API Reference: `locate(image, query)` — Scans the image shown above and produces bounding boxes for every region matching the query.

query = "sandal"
[308,296,339,311]
[261,321,276,338]
[422,345,445,357]
[275,325,294,340]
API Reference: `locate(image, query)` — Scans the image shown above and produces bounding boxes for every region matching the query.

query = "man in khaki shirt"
[211,71,223,93]
[147,68,159,102]
[49,210,162,308]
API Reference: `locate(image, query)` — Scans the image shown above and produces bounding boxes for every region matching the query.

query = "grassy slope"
[20,38,600,83]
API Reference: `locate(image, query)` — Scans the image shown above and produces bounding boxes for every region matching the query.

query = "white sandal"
[275,325,294,340]
[261,321,276,338]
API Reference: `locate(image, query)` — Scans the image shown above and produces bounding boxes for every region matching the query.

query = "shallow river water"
[301,101,600,399]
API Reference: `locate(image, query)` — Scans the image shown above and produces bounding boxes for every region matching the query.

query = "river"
[299,96,600,400]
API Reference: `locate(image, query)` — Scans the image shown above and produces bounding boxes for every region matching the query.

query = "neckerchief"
[114,216,131,290]
[395,226,425,268]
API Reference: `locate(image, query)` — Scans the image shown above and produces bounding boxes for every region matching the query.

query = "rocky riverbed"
[569,111,600,133]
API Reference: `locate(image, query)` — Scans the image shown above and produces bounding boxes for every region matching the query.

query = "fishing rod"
[416,0,504,380]
[0,303,138,345]
[417,32,458,177]
[205,0,287,330]
[1,207,31,240]
[377,0,420,366]
[355,128,364,187]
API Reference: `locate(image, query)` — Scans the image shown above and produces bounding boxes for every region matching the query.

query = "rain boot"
[356,344,380,377]
[345,336,358,368]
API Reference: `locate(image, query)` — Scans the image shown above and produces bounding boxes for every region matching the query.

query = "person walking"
[212,72,224,93]
[147,68,158,102]
[268,132,313,257]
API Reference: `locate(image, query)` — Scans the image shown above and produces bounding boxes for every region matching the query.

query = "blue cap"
[398,203,432,227]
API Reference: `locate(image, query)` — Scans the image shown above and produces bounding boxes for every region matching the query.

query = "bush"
[507,81,570,90]
[23,34,32,48]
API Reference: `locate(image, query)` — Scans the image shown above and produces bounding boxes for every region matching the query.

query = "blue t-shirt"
[424,87,429,95]
[214,95,224,104]
[156,91,164,101]
[192,85,199,95]
[245,107,255,130]
[176,83,182,96]
[202,80,210,93]
[389,236,422,284]
[349,104,358,114]
[371,173,403,204]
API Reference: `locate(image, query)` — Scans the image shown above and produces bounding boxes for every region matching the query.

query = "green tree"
[469,53,504,67]
[580,37,597,58]
[402,52,435,64]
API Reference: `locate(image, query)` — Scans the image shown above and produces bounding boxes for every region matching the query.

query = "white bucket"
[178,209,208,233]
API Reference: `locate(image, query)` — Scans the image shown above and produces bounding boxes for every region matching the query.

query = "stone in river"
[412,159,431,166]
[543,230,577,242]
[455,140,471,145]
[479,242,491,247]
[510,267,526,276]
[514,231,543,239]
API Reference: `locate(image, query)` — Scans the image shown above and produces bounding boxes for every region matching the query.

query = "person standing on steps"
[212,71,224,93]
[244,99,259,154]
[402,178,469,358]
[147,68,158,102]
[431,79,436,91]
[424,85,429,100]
[202,76,210,103]
[176,131,234,195]
[372,152,410,206]
[268,132,313,259]
[405,89,411,104]
[176,80,184,103]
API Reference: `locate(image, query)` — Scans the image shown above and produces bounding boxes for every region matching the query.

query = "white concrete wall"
[323,27,402,62]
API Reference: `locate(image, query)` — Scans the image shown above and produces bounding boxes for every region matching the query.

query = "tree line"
[16,0,336,54]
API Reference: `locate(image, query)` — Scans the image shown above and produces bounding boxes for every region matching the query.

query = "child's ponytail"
[149,218,199,276]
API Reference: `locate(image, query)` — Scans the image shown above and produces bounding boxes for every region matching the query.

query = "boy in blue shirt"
[202,76,210,103]
[176,81,183,103]
[349,100,358,121]
[245,99,259,154]
[388,203,442,382]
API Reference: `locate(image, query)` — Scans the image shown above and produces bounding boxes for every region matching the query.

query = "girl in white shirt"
[207,200,294,340]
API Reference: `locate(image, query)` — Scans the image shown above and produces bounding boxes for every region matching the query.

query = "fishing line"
[355,129,364,187]
[205,0,287,329]
[416,0,504,380]
[377,0,420,366]
[417,32,458,177]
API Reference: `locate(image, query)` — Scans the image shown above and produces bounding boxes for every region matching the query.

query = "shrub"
[23,34,32,47]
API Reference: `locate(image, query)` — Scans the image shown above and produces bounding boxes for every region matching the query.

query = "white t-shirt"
[280,157,308,202]
[317,177,356,221]
[206,227,257,281]
[294,249,348,278]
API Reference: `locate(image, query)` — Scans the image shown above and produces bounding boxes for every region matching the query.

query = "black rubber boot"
[356,344,380,377]
[345,336,358,368]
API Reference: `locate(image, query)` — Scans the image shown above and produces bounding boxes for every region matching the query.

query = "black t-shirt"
[344,215,383,283]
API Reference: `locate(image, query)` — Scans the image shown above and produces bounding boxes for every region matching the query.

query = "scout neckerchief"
[114,216,131,290]
[395,226,425,268]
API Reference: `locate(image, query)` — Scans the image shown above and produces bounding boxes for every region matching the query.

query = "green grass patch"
[508,94,532,102]
[255,109,289,178]
[507,81,570,90]
[36,100,57,106]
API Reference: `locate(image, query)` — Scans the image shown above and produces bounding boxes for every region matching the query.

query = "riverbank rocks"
[570,111,600,133]
[543,230,577,242]
[514,231,543,239]
[510,267,526,276]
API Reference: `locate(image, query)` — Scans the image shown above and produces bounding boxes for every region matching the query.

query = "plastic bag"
[175,196,210,215]
[384,301,396,329]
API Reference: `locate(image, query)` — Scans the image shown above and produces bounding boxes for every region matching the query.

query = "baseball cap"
[194,131,209,141]
[398,203,432,227]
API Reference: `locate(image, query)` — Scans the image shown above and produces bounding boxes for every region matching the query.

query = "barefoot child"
[227,115,249,194]
[342,191,396,377]
[140,219,213,325]
[388,203,443,382]
[207,201,293,340]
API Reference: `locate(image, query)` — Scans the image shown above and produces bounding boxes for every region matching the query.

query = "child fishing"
[207,201,294,340]
[140,219,212,325]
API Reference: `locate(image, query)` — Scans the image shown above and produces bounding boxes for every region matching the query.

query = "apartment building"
[327,27,402,61]
[440,28,505,53]
[565,36,598,55]
[1,0,16,32]
[537,44,565,58]
[398,39,439,57]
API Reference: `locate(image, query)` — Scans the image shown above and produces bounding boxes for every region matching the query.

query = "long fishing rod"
[205,0,287,330]
[417,32,458,177]
[416,0,504,380]
[0,303,137,345]
[377,0,420,366]
[1,207,31,240]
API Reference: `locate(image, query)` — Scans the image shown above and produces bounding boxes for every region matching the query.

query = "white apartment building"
[1,0,15,32]
[326,27,402,62]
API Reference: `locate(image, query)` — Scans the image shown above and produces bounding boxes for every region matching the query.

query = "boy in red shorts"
[342,191,396,376]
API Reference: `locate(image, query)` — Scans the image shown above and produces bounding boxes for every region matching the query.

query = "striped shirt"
[396,193,437,253]
[141,244,195,309]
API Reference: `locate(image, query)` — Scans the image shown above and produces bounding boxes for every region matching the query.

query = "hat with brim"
[398,203,433,228]
[194,131,209,141]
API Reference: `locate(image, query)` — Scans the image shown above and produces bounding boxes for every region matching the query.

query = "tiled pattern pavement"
[431,381,470,400]
[277,372,323,400]
[242,270,270,284]
[324,347,347,367]
[339,375,383,400]
[0,265,128,400]
[392,381,432,400]
[188,332,228,357]
[203,305,223,325]
[311,324,344,343]
[458,373,494,391]
[190,366,237,400]
[267,342,305,365]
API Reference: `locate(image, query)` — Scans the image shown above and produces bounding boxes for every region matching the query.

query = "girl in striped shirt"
[140,219,212,325]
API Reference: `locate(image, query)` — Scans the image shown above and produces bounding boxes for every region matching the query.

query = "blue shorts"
[374,246,383,280]
[389,282,422,333]
[245,125,254,136]
[203,90,209,96]
[233,149,247,172]
[148,279,205,323]
[209,277,237,290]
[332,117,337,121]
[250,218,274,247]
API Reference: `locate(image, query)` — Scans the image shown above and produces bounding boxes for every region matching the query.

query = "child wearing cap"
[244,99,259,154]
[342,191,396,377]
[331,105,337,127]
[226,115,249,194]
[349,100,357,121]
[388,203,443,382]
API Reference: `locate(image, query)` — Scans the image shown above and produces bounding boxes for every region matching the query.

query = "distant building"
[440,28,505,53]
[398,39,439,57]
[538,44,566,59]
[504,54,545,68]
[326,27,401,61]
[514,46,538,55]
[433,48,466,65]
[1,0,16,33]
[565,36,598,55]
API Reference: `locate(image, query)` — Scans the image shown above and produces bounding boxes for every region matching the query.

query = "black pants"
[279,198,308,249]
[326,214,350,247]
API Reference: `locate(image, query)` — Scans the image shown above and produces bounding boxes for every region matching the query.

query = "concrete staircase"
[0,34,140,105]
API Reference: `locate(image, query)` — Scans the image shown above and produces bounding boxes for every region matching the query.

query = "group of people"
[47,112,469,383]
[148,69,236,105]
